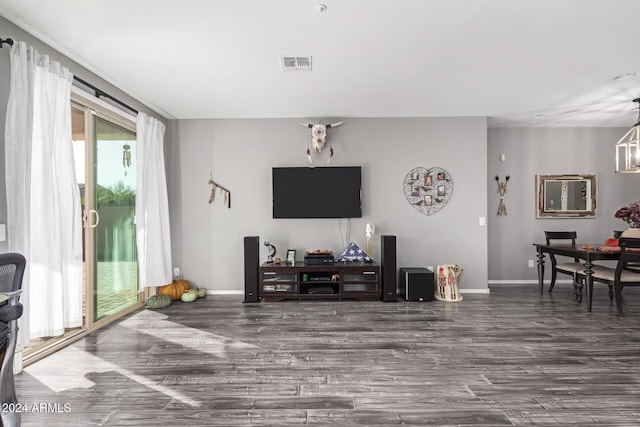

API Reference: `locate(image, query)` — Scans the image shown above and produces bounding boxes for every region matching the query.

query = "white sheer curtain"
[4,42,83,349]
[135,112,172,289]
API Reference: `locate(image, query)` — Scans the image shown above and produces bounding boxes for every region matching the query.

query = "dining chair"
[0,252,26,427]
[544,231,586,294]
[590,237,640,316]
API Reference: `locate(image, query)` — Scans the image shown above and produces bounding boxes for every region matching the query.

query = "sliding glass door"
[72,103,140,324]
[23,97,143,365]
[93,117,138,320]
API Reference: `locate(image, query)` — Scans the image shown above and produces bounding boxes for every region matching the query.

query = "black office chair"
[544,231,586,294]
[590,237,640,316]
[0,252,26,427]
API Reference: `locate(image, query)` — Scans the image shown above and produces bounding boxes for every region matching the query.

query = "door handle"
[88,209,100,228]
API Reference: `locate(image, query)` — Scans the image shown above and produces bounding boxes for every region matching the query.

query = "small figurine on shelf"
[264,241,276,263]
[365,223,375,255]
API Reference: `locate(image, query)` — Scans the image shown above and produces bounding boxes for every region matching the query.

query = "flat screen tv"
[272,166,362,218]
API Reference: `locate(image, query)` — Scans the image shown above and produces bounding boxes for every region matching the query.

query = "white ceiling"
[1,0,640,127]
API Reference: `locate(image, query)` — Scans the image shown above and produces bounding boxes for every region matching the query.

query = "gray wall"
[0,16,166,253]
[487,127,640,282]
[167,117,489,292]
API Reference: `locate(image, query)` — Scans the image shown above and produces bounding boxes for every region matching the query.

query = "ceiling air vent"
[280,55,312,71]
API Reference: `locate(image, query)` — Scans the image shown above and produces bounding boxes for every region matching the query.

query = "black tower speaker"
[380,235,397,302]
[243,236,260,303]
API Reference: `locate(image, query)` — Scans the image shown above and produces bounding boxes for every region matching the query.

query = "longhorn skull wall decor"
[298,121,343,164]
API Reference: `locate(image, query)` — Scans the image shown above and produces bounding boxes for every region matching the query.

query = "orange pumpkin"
[158,279,191,300]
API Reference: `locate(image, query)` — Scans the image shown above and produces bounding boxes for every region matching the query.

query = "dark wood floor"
[11,283,640,426]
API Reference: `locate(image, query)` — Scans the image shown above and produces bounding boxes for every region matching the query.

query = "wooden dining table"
[533,242,620,312]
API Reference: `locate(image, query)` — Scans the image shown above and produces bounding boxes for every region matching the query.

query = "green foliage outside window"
[97,181,136,207]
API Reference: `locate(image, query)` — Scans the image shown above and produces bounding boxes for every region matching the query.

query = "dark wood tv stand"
[258,261,380,301]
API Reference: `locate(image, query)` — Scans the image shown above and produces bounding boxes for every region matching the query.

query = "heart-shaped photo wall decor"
[403,166,453,216]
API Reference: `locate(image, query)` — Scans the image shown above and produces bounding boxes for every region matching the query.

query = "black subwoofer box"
[398,267,434,302]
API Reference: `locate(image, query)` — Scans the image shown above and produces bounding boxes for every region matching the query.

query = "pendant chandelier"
[615,98,640,173]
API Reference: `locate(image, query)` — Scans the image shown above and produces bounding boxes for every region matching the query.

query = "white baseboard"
[460,288,490,294]
[488,279,573,285]
[207,290,244,295]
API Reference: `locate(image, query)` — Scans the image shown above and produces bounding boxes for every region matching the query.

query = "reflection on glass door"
[93,116,138,320]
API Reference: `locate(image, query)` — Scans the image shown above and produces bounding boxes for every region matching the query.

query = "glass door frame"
[73,91,146,331]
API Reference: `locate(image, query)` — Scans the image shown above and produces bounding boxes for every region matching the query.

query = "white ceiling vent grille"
[280,55,312,71]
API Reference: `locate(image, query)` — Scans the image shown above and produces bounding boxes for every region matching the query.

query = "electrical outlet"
[528,260,535,268]
[173,267,180,279]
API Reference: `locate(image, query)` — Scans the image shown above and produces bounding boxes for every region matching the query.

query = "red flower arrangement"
[615,201,640,228]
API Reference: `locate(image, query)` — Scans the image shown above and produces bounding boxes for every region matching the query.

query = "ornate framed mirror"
[536,174,597,218]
